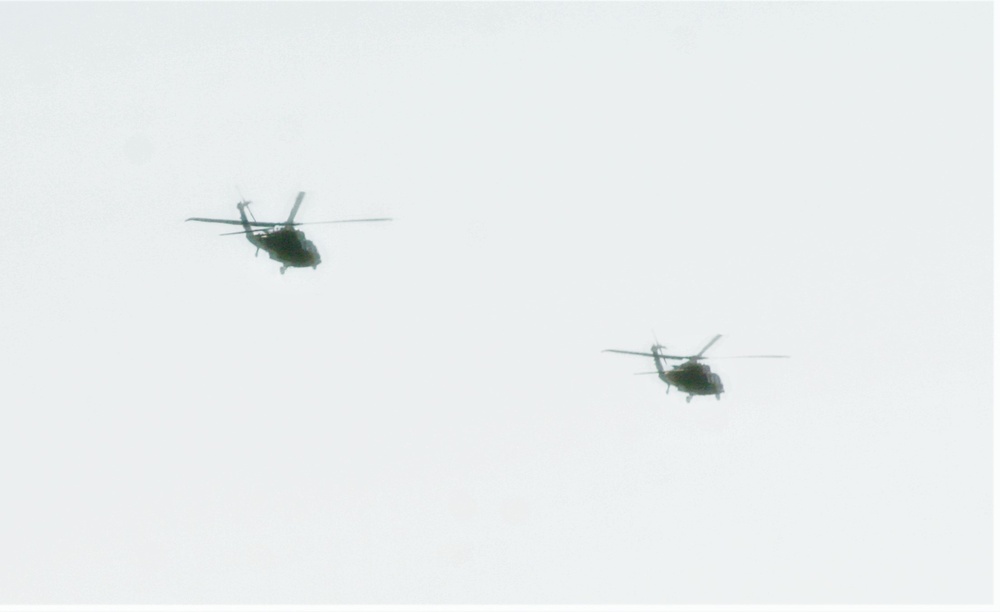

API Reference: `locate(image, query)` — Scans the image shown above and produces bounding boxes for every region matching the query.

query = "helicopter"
[604,334,789,402]
[187,191,391,274]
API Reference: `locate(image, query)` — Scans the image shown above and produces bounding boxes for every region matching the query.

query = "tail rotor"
[236,185,256,222]
[651,330,666,354]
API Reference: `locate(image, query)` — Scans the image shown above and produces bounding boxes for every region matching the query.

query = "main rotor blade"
[218,229,270,236]
[603,349,687,360]
[290,218,393,225]
[285,191,306,226]
[694,334,723,358]
[186,217,281,227]
[701,355,790,359]
[212,219,392,235]
[634,371,662,375]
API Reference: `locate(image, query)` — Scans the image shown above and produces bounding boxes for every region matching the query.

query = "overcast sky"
[0,1,991,604]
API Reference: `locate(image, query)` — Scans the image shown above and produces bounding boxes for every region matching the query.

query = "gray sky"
[0,2,991,604]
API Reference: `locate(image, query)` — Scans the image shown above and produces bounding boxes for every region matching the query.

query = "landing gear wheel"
[686,395,692,404]
[280,266,287,275]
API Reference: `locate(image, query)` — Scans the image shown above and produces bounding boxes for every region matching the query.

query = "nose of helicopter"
[712,373,724,393]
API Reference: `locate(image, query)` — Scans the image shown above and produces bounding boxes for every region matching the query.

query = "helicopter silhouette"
[187,191,391,274]
[604,334,789,402]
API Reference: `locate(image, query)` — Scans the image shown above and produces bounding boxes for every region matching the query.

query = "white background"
[0,2,991,604]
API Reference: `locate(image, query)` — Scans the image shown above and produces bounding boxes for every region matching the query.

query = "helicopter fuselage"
[246,228,321,269]
[661,361,724,396]
[234,200,321,272]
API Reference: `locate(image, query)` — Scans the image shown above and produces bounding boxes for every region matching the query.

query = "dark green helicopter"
[604,335,788,403]
[187,191,391,274]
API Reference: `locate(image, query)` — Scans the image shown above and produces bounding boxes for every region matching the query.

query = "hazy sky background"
[0,2,991,604]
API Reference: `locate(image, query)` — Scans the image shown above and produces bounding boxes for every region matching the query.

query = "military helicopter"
[604,335,789,402]
[187,191,391,273]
